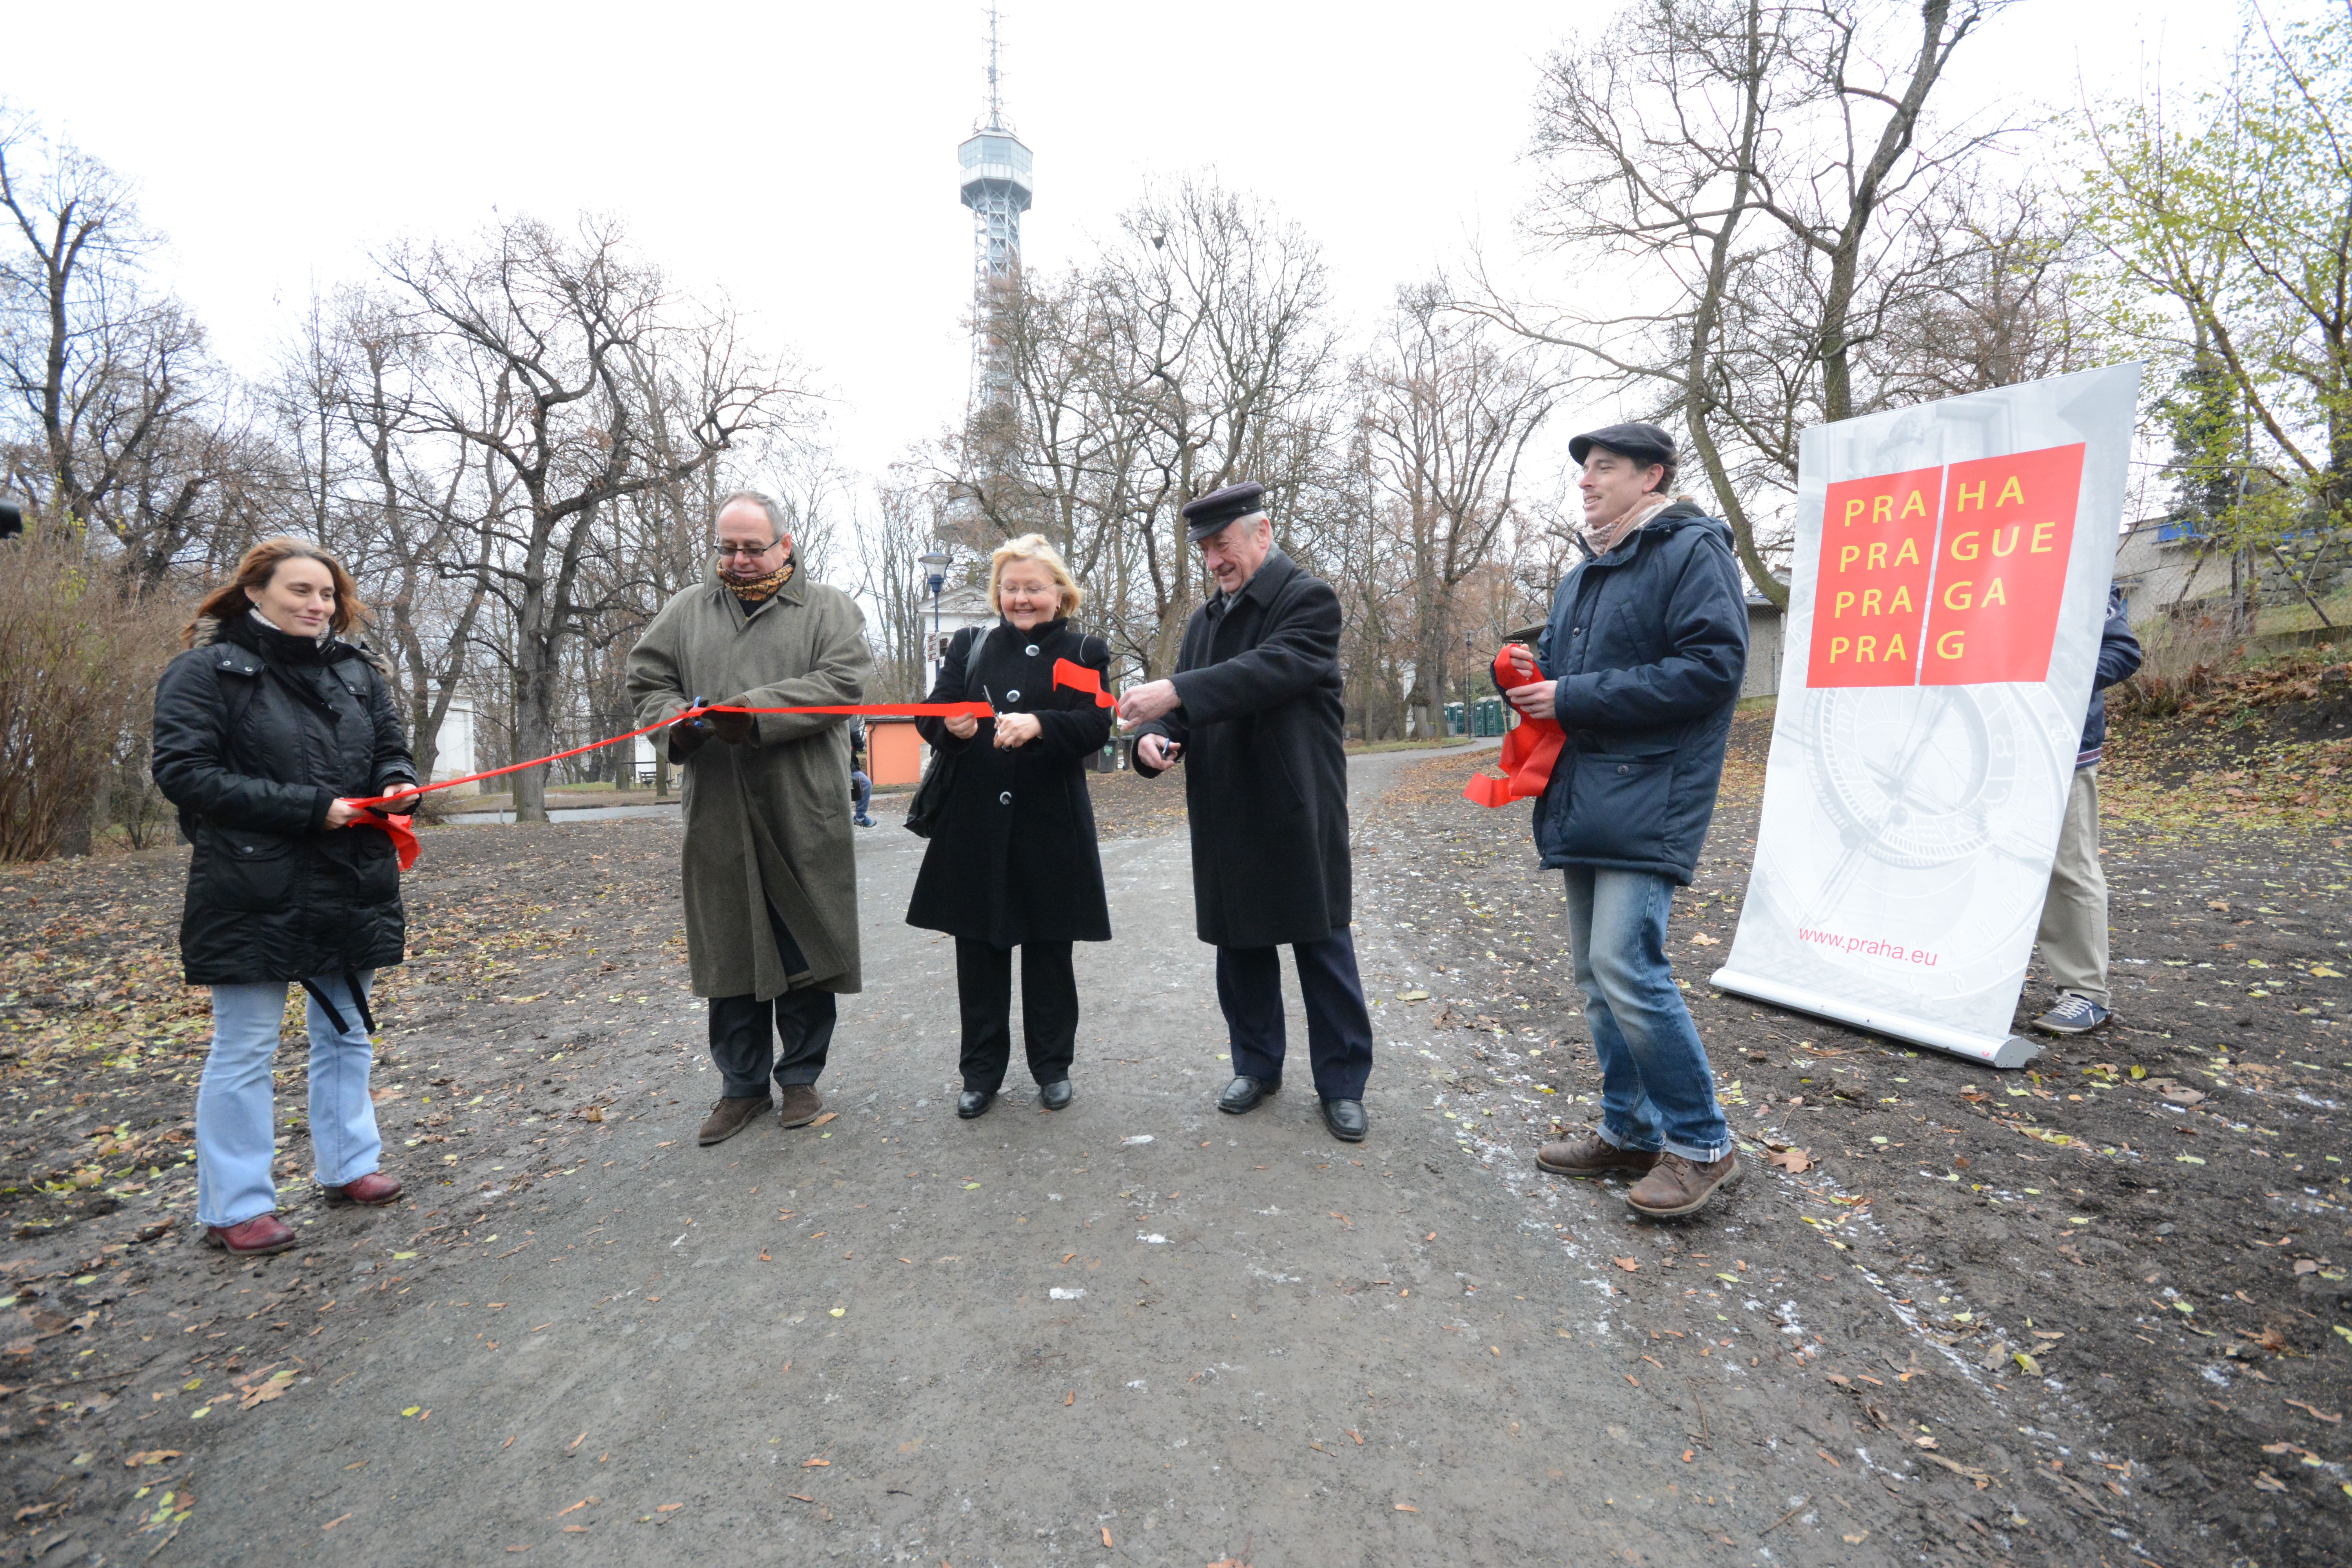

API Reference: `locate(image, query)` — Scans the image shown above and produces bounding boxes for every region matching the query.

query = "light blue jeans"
[196,973,383,1228]
[1563,868,1733,1163]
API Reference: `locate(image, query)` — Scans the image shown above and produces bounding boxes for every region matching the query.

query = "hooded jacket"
[1513,502,1749,883]
[151,615,416,986]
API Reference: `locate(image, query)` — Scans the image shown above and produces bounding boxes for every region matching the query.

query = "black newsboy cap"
[1180,480,1267,543]
[1569,421,1677,468]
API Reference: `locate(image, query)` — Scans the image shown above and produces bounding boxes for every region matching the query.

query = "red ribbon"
[342,698,996,869]
[1463,649,1564,808]
[1052,659,1116,708]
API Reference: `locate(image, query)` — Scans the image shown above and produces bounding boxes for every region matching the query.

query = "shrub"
[2115,610,2237,719]
[0,526,184,861]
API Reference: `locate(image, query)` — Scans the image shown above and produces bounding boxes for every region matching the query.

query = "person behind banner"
[849,717,877,828]
[2030,584,2142,1035]
[151,538,417,1257]
[626,492,876,1148]
[904,535,1114,1118]
[1120,481,1376,1143]
[1505,423,1749,1219]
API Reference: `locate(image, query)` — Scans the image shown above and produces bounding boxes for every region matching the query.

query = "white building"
[428,698,477,791]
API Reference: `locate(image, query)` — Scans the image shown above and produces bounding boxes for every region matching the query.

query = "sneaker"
[2033,994,2111,1035]
[1626,1151,1744,1218]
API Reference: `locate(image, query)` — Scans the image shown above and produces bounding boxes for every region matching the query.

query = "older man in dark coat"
[1122,481,1374,1142]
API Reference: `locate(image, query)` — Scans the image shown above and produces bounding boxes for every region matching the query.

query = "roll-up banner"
[1710,364,2143,1068]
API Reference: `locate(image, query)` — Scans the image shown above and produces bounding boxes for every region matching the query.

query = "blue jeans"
[1563,869,1731,1163]
[851,769,873,823]
[196,973,383,1227]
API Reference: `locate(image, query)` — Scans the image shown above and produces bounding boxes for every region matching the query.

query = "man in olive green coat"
[627,492,876,1146]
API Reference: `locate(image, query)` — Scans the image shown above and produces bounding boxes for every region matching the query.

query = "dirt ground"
[0,678,2342,1566]
[1374,683,2350,1566]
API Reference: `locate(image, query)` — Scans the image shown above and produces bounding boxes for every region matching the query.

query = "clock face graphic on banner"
[1783,681,2068,987]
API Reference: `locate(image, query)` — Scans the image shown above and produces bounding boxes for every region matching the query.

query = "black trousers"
[1216,929,1375,1100]
[707,902,836,1098]
[955,938,1077,1092]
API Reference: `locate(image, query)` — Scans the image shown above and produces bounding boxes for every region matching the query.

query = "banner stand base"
[1709,967,2044,1070]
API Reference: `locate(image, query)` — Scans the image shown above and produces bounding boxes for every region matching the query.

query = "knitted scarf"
[724,559,794,604]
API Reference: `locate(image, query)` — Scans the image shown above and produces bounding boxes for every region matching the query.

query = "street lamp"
[918,550,951,686]
[1463,629,1474,738]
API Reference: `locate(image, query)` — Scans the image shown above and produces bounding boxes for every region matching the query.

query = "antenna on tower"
[984,4,1004,130]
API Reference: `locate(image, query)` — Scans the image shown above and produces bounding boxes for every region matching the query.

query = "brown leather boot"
[775,1084,825,1128]
[203,1213,298,1256]
[323,1172,403,1207]
[698,1095,769,1146]
[1536,1132,1659,1179]
[1626,1151,1744,1218]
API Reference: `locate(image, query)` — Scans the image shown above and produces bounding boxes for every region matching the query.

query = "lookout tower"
[957,7,1033,292]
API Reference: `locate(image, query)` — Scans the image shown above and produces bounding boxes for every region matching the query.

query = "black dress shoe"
[1218,1076,1278,1114]
[1319,1098,1368,1142]
[1038,1079,1073,1111]
[956,1089,996,1119]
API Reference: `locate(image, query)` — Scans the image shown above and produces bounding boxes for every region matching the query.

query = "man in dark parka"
[1123,481,1375,1142]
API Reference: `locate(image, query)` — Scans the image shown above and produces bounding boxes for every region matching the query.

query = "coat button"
[1005,689,1020,702]
[1615,764,1630,775]
[998,791,1013,806]
[1025,644,1039,657]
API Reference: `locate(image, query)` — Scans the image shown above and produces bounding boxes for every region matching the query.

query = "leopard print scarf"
[724,559,795,603]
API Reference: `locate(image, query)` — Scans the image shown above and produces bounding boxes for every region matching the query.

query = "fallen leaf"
[323,1513,352,1530]
[1394,1504,1418,1512]
[1764,1147,1812,1174]
[1101,1527,1114,1548]
[802,1458,830,1468]
[583,1107,603,1123]
[806,1112,837,1129]
[2285,1399,2342,1423]
[241,1369,298,1409]
[657,1503,684,1512]
[2252,1470,2288,1493]
[1920,1452,1996,1489]
[1690,932,1720,946]
[1395,990,1430,1002]
[124,1450,182,1467]
[1613,1257,1639,1272]
[2012,1351,2041,1377]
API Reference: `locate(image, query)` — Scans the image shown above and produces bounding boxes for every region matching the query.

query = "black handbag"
[903,628,991,839]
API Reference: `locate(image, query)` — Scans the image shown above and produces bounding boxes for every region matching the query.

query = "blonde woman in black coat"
[905,535,1112,1118]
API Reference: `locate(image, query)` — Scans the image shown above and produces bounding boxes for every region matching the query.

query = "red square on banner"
[1806,465,1942,688]
[1920,443,2085,686]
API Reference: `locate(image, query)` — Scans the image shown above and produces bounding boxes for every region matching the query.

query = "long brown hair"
[183,537,370,648]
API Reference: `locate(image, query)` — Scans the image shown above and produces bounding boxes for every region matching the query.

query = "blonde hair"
[988,533,1082,616]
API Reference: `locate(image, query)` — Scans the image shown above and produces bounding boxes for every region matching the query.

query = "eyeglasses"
[715,540,782,559]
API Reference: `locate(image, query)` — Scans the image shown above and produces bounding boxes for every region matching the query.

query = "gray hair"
[715,490,790,546]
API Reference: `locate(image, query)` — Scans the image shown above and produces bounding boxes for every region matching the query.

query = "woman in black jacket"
[151,538,417,1256]
[905,534,1113,1118]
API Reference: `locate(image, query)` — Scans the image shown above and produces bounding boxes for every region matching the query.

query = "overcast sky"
[10,0,2252,493]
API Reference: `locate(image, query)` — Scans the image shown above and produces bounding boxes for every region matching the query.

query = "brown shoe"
[203,1213,299,1256]
[776,1084,825,1128]
[1536,1132,1659,1179]
[323,1172,403,1207]
[698,1095,770,1146]
[1626,1151,1744,1218]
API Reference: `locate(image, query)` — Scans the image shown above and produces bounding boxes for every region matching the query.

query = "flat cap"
[1568,421,1677,468]
[1181,480,1267,543]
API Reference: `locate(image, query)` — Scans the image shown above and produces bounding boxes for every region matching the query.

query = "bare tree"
[378,216,806,822]
[1358,295,1558,735]
[1463,0,2008,605]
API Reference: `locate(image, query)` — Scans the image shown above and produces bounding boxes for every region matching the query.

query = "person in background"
[1121,481,1376,1143]
[906,535,1114,1118]
[1508,423,1749,1220]
[151,537,416,1257]
[2031,584,2142,1034]
[850,717,876,828]
[626,492,876,1147]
